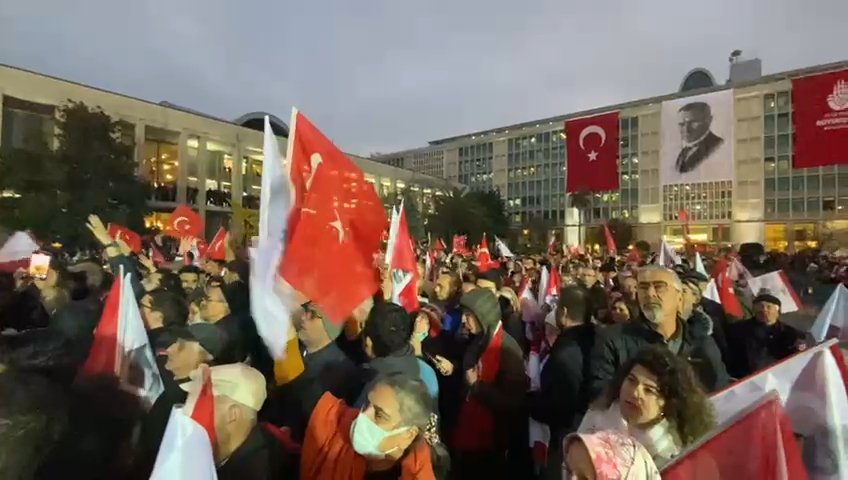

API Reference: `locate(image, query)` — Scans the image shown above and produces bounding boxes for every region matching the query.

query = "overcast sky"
[1,0,846,155]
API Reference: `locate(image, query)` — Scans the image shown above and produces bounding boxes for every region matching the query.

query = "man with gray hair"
[588,265,729,399]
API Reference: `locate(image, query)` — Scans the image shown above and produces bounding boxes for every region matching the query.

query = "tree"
[0,101,150,245]
[426,188,508,245]
[401,190,425,241]
[606,218,634,251]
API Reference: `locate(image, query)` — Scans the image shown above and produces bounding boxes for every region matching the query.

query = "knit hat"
[753,288,781,308]
[459,288,501,333]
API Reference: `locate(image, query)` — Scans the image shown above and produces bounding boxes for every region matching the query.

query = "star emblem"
[587,150,599,162]
[329,209,345,243]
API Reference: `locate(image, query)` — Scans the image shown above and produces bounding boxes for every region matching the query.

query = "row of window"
[764,197,848,218]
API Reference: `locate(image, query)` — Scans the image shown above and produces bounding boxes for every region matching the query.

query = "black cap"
[173,323,228,359]
[753,288,781,309]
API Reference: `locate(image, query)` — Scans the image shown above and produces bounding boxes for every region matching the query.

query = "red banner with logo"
[793,68,848,168]
[565,112,620,193]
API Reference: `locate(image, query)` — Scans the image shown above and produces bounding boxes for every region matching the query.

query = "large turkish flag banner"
[280,110,388,323]
[793,68,848,168]
[565,112,620,193]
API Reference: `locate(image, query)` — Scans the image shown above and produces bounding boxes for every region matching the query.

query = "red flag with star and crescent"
[107,223,142,254]
[206,227,228,261]
[565,112,620,193]
[165,204,204,239]
[280,110,388,324]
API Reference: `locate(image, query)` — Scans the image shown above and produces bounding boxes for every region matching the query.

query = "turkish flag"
[717,264,744,319]
[602,223,617,255]
[387,204,419,313]
[107,223,142,254]
[165,204,204,239]
[280,110,388,324]
[206,228,227,261]
[793,68,848,168]
[565,112,620,193]
[452,235,468,256]
[476,233,494,272]
[189,367,217,447]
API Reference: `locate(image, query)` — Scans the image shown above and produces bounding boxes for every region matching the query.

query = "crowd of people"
[0,216,823,480]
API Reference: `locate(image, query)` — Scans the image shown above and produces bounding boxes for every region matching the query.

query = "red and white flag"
[717,264,744,319]
[434,238,446,253]
[792,68,848,169]
[663,392,807,480]
[544,265,560,304]
[536,266,550,307]
[386,201,419,313]
[678,209,691,243]
[165,204,204,239]
[206,227,228,262]
[809,284,848,343]
[476,233,498,272]
[280,109,388,323]
[746,270,802,314]
[709,339,848,480]
[565,111,620,193]
[107,223,142,254]
[0,231,38,273]
[149,407,217,480]
[452,235,468,256]
[658,239,680,267]
[79,268,163,408]
[602,223,617,255]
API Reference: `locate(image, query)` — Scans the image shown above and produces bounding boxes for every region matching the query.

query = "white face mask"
[349,411,409,458]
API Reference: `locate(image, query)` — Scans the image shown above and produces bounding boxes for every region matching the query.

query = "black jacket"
[216,424,289,480]
[724,318,805,380]
[588,311,730,399]
[675,131,724,173]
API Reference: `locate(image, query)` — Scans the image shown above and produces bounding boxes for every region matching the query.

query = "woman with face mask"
[300,372,448,479]
[578,345,716,467]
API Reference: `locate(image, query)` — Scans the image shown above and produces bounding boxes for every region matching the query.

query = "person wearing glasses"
[587,265,729,401]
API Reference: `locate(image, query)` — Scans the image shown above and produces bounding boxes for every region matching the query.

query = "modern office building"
[0,64,458,239]
[374,57,848,252]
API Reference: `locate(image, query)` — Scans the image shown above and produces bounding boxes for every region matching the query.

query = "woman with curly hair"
[577,345,716,466]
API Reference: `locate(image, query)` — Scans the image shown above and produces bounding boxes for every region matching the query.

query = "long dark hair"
[599,345,716,446]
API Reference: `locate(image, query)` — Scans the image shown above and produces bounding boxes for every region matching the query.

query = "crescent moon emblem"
[117,231,129,242]
[174,217,190,231]
[578,125,606,150]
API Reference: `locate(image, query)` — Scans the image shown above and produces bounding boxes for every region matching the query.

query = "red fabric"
[206,227,227,261]
[777,271,803,311]
[280,111,388,325]
[678,209,692,243]
[0,258,28,273]
[662,397,807,480]
[602,223,617,255]
[107,223,142,254]
[190,367,217,447]
[717,264,744,319]
[626,247,641,264]
[565,112,620,193]
[79,276,122,378]
[150,245,165,267]
[165,204,204,239]
[452,326,504,452]
[546,266,560,300]
[262,423,301,454]
[452,235,469,256]
[390,207,419,313]
[792,69,848,168]
[434,238,446,253]
[828,344,848,394]
[476,234,495,272]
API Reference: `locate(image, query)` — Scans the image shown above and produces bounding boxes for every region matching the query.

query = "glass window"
[823,174,837,192]
[807,197,821,214]
[764,94,776,114]
[1,97,55,151]
[777,134,791,155]
[823,197,836,212]
[764,136,775,157]
[777,155,791,174]
[839,173,848,192]
[620,117,629,132]
[806,176,820,194]
[631,116,639,131]
[792,176,804,193]
[776,91,791,112]
[777,198,790,214]
[764,115,776,135]
[764,157,776,175]
[777,113,791,133]
[777,176,790,192]
[764,178,776,196]
[791,198,805,216]
[142,140,179,202]
[765,199,776,218]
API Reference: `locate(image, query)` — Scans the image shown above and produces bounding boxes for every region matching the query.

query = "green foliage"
[426,188,509,245]
[401,190,425,241]
[0,101,149,245]
[606,218,634,251]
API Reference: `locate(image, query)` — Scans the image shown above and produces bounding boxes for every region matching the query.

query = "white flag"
[494,236,514,258]
[746,271,801,314]
[116,271,164,408]
[702,278,720,304]
[694,251,708,277]
[249,115,294,360]
[710,339,848,480]
[809,284,848,343]
[0,231,38,263]
[536,266,550,307]
[658,240,680,267]
[150,407,218,480]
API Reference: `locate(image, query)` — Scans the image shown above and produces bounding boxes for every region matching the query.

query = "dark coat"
[216,424,288,480]
[675,131,724,173]
[724,318,805,380]
[588,311,730,399]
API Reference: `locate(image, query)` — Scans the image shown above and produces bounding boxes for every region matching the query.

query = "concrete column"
[177,132,188,204]
[232,138,244,208]
[134,123,145,176]
[196,138,208,219]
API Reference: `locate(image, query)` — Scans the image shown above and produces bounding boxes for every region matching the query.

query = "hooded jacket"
[588,309,729,400]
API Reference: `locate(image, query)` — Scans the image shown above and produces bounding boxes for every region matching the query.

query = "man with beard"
[577,264,609,322]
[588,265,728,400]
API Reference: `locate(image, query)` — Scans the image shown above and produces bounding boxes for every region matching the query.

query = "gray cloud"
[1,0,845,154]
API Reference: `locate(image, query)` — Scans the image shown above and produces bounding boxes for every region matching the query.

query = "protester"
[589,265,730,398]
[177,264,204,296]
[562,430,661,480]
[529,285,596,476]
[724,288,807,379]
[580,345,716,466]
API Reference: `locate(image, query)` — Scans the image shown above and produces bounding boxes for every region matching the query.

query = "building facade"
[0,64,458,238]
[376,60,848,252]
